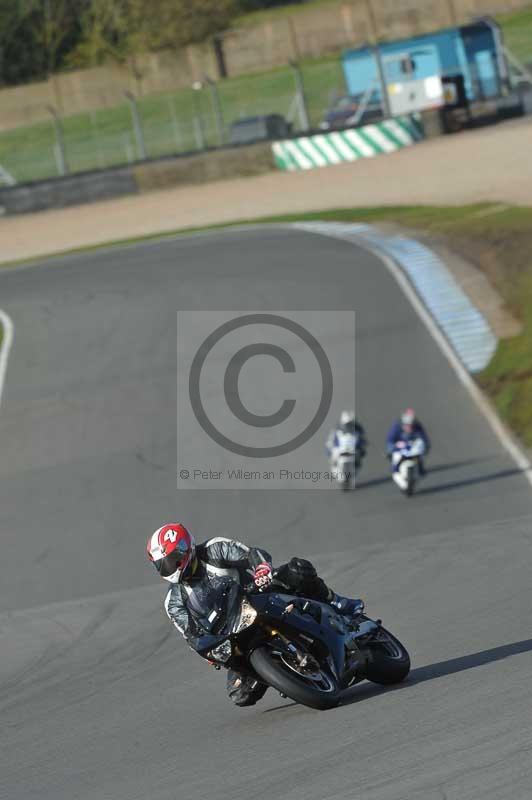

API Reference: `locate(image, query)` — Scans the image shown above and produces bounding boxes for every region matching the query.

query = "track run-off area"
[1,227,532,800]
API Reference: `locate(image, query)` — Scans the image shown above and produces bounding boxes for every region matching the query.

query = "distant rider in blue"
[386,408,431,475]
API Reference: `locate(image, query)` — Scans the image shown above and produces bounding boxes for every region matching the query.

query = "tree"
[38,0,85,77]
[0,0,84,85]
[239,0,306,9]
[70,0,240,69]
[0,0,241,85]
[69,0,151,67]
[156,0,239,48]
[0,1,29,84]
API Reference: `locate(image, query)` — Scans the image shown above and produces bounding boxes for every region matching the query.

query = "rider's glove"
[253,563,273,589]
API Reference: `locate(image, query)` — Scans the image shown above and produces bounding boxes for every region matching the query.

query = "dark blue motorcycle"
[194,576,410,710]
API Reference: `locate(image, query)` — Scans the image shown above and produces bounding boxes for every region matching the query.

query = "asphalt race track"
[1,228,532,800]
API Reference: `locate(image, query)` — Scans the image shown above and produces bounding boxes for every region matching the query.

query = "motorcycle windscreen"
[185,576,242,636]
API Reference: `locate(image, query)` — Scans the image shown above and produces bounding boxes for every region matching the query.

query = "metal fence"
[0,58,346,185]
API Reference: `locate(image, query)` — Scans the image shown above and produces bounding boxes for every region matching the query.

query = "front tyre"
[250,646,340,710]
[406,465,415,497]
[365,628,411,685]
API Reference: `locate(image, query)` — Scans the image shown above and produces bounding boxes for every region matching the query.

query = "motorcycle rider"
[147,523,362,707]
[326,410,367,473]
[386,408,430,475]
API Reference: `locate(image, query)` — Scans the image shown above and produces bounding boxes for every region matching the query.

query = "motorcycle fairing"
[249,592,349,680]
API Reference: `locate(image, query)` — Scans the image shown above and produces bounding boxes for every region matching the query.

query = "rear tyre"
[365,628,411,685]
[250,646,340,710]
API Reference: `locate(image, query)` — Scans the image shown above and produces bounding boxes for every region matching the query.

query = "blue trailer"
[342,20,507,113]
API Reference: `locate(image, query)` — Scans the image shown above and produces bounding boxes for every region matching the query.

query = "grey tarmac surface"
[1,227,531,799]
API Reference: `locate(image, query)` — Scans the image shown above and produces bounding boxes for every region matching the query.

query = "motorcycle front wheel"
[250,646,340,710]
[365,627,411,685]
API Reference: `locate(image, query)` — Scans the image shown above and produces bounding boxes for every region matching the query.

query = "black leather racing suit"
[164,537,335,707]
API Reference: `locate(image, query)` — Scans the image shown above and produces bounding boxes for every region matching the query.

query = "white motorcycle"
[391,438,426,497]
[330,431,364,491]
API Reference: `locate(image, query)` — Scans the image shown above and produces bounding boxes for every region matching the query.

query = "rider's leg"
[226,670,268,707]
[274,558,363,619]
[391,452,401,473]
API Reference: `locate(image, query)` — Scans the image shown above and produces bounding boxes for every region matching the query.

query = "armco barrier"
[272,116,423,171]
[0,165,136,215]
[0,120,424,216]
[0,142,273,216]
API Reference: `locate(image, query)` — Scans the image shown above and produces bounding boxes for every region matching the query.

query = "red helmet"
[147,523,196,584]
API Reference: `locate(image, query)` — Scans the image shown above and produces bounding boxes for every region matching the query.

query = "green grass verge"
[497,6,532,64]
[6,201,531,446]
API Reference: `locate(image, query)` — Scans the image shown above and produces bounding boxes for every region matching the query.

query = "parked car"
[320,92,383,130]
[228,114,292,145]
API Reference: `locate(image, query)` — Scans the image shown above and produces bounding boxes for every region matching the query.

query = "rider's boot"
[226,670,268,707]
[329,593,364,618]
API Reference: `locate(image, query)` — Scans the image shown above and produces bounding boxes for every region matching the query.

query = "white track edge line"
[0,309,13,411]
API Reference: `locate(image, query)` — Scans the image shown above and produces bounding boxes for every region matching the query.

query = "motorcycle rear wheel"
[250,646,340,710]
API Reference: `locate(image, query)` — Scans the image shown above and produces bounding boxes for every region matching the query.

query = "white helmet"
[340,410,355,426]
[401,408,416,426]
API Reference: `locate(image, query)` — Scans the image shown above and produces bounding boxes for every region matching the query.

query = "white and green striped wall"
[272,116,423,171]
